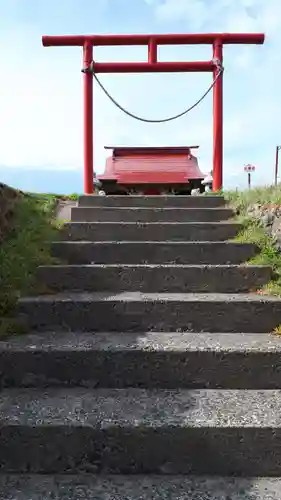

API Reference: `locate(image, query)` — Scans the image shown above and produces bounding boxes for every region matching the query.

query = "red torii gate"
[42,33,265,194]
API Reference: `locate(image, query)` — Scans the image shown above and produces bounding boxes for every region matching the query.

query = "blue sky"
[0,0,279,193]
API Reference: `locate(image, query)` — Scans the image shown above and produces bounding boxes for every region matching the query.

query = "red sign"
[244,164,256,172]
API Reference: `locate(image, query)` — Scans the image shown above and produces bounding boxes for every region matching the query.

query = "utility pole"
[244,164,255,189]
[275,146,281,186]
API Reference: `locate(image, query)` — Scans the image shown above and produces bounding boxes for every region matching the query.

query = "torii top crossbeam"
[42,33,265,193]
[42,33,265,46]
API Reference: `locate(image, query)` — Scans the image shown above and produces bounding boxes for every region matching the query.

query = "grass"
[272,325,281,336]
[225,185,281,216]
[226,186,281,296]
[25,192,80,201]
[0,193,62,336]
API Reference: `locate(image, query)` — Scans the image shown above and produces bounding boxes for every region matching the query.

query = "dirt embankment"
[0,186,63,336]
[0,183,22,244]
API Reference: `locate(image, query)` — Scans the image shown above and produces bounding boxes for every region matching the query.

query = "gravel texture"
[1,387,281,428]
[61,221,242,242]
[78,194,226,208]
[1,332,281,390]
[2,389,281,474]
[0,475,281,500]
[36,264,272,293]
[71,206,234,223]
[17,292,281,333]
[2,331,281,352]
[19,291,281,302]
[50,240,259,265]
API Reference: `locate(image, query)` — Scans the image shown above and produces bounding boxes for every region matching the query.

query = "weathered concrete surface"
[36,264,272,293]
[17,292,281,333]
[61,222,242,242]
[71,207,234,223]
[0,475,280,499]
[1,332,281,390]
[4,192,281,489]
[51,241,259,265]
[56,200,77,221]
[78,195,226,208]
[1,388,281,475]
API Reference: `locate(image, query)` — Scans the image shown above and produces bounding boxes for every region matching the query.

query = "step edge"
[37,264,272,270]
[50,240,256,245]
[18,292,281,303]
[64,221,240,226]
[1,387,281,429]
[72,207,233,211]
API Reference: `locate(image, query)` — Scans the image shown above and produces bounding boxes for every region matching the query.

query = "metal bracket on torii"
[42,33,265,194]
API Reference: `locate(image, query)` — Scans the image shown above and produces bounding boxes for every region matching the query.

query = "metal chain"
[82,60,224,124]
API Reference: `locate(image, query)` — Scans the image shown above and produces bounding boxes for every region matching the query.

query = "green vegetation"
[235,220,281,295]
[0,193,62,336]
[26,192,80,201]
[226,186,281,296]
[225,185,281,216]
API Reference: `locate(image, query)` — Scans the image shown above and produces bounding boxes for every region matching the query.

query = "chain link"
[82,60,224,124]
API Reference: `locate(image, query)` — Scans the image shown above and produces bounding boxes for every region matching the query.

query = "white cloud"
[155,0,210,29]
[150,0,280,35]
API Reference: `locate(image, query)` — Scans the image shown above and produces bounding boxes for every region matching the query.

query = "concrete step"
[51,241,259,265]
[17,292,281,333]
[2,331,281,390]
[61,222,242,242]
[78,194,226,208]
[71,207,234,223]
[0,475,280,499]
[1,387,281,475]
[37,264,272,293]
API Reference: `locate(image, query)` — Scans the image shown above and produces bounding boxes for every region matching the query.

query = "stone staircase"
[1,195,281,498]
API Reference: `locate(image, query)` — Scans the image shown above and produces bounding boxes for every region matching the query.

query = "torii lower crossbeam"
[42,33,265,194]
